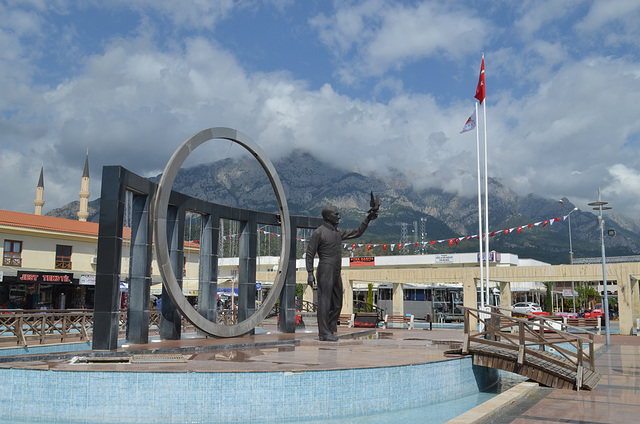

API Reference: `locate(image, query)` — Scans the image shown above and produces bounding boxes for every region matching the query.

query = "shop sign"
[17,271,74,283]
[477,252,501,262]
[350,257,375,266]
[80,274,96,285]
[435,254,454,264]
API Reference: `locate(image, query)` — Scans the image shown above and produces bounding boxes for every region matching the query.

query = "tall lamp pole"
[559,200,578,312]
[588,189,612,345]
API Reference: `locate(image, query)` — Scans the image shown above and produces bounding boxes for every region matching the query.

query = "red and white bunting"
[219,215,571,253]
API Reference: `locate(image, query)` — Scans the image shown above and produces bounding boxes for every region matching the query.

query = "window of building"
[56,245,72,269]
[378,288,392,300]
[403,289,425,301]
[404,289,415,301]
[3,240,22,266]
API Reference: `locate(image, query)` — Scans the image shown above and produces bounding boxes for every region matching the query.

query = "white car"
[511,302,542,315]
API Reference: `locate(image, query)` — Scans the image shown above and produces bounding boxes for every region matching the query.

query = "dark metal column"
[160,204,184,340]
[279,219,298,333]
[126,193,152,344]
[93,166,126,350]
[198,212,219,325]
[237,215,257,332]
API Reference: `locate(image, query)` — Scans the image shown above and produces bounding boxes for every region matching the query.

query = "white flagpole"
[475,101,484,309]
[482,54,490,307]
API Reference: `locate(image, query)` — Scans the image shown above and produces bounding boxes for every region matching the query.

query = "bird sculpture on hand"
[368,191,381,220]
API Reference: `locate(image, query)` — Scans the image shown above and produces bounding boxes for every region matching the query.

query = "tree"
[576,283,599,310]
[366,284,374,312]
[544,282,553,313]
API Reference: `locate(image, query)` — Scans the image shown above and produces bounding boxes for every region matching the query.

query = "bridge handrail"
[472,305,596,343]
[490,305,596,370]
[489,305,599,336]
[462,306,596,384]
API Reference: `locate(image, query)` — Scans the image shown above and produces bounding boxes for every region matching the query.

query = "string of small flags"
[221,215,570,251]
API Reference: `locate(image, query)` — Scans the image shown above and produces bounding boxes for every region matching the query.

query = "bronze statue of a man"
[306,193,380,341]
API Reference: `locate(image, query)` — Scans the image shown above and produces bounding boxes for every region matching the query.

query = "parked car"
[511,302,542,316]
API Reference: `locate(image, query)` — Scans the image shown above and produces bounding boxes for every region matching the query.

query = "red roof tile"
[0,209,98,236]
[0,210,197,245]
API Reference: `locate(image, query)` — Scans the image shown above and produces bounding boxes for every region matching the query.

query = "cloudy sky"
[2,0,639,219]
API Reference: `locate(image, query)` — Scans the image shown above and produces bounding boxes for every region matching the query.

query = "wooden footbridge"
[453,306,601,391]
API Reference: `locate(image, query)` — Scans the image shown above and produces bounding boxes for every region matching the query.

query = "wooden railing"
[0,309,101,346]
[0,309,199,346]
[1,306,321,346]
[215,309,238,325]
[462,306,598,389]
[297,300,317,313]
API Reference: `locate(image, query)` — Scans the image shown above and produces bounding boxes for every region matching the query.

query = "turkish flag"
[474,56,485,104]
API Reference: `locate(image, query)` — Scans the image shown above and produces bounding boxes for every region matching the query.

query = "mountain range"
[47,150,640,264]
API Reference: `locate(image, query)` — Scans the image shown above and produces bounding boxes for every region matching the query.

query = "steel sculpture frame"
[153,127,291,337]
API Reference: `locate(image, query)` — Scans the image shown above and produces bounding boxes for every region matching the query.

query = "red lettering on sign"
[19,274,72,283]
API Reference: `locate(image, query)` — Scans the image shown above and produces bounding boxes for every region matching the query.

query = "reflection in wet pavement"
[190,346,296,362]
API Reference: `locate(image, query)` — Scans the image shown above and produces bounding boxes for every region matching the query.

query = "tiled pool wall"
[1,357,497,424]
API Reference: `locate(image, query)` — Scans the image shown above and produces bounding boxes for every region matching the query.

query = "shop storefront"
[0,271,95,310]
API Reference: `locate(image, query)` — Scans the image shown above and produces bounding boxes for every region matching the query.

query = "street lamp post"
[588,189,612,345]
[559,200,578,312]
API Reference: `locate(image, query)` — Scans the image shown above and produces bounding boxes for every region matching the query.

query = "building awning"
[151,279,199,296]
[150,279,269,296]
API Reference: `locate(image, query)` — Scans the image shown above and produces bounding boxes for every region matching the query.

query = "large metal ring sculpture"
[153,127,291,337]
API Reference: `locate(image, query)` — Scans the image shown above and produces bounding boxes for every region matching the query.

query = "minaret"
[78,152,90,221]
[34,166,45,215]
